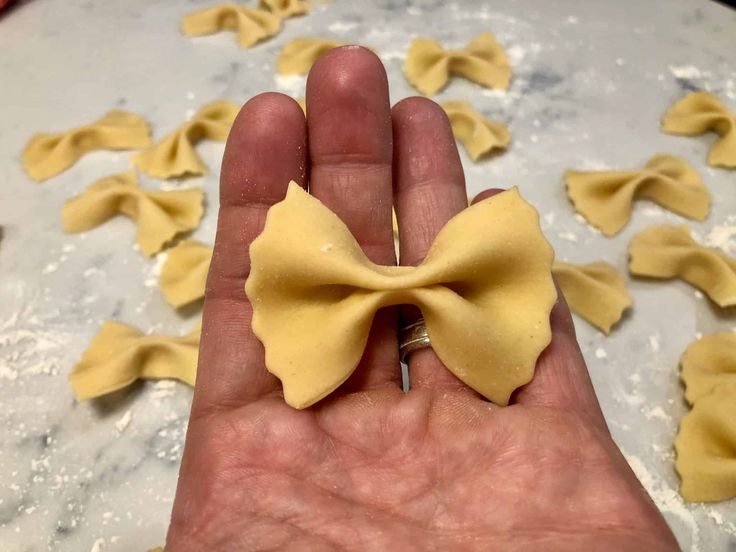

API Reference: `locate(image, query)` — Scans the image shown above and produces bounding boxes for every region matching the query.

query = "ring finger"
[391,97,474,394]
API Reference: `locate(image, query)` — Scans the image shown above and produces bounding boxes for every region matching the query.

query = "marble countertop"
[1,0,735,550]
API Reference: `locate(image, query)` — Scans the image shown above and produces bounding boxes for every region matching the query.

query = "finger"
[191,93,307,417]
[392,97,472,394]
[471,191,608,421]
[511,285,607,423]
[306,46,401,391]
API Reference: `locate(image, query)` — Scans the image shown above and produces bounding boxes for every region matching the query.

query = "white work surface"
[0,0,735,550]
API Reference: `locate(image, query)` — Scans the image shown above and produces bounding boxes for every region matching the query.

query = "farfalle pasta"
[628,225,736,307]
[131,100,239,179]
[259,0,309,18]
[675,384,736,502]
[182,4,281,48]
[69,321,200,400]
[246,183,556,409]
[565,155,709,236]
[62,171,204,257]
[161,240,212,308]
[675,333,736,502]
[680,333,736,404]
[22,110,150,182]
[662,92,736,168]
[277,38,345,75]
[552,261,632,334]
[404,32,511,96]
[440,101,510,160]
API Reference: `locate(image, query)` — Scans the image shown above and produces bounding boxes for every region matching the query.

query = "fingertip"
[307,46,388,110]
[230,92,306,144]
[308,45,386,90]
[471,188,506,204]
[221,92,308,204]
[392,96,449,128]
[391,97,463,197]
[306,44,391,163]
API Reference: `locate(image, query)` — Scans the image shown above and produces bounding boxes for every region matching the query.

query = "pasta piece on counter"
[182,3,281,48]
[662,92,736,168]
[260,0,309,17]
[131,100,239,179]
[628,225,736,307]
[675,384,736,502]
[69,321,200,400]
[161,240,213,308]
[440,101,510,160]
[680,333,736,404]
[62,171,204,257]
[565,155,709,236]
[22,110,150,182]
[404,32,511,96]
[552,261,632,334]
[277,37,345,75]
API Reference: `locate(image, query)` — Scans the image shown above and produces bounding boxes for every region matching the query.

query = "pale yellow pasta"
[277,37,345,75]
[259,0,309,17]
[245,183,555,409]
[69,321,200,400]
[628,225,736,307]
[61,171,204,257]
[680,333,736,404]
[565,155,709,236]
[161,240,213,308]
[182,4,281,48]
[553,261,632,334]
[296,97,307,113]
[404,32,511,96]
[662,92,736,168]
[22,110,150,182]
[440,101,510,160]
[675,385,736,502]
[131,100,239,179]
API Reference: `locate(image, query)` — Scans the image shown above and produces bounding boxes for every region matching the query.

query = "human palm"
[167,48,677,551]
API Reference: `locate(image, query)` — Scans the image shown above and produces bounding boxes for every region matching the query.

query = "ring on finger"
[399,318,431,363]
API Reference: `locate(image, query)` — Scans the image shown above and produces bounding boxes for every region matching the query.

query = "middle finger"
[306,46,400,392]
[392,97,473,394]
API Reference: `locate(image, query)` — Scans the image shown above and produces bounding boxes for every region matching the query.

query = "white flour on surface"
[327,20,357,33]
[379,50,406,61]
[625,455,700,552]
[115,410,133,433]
[274,74,306,98]
[642,406,671,422]
[668,65,736,100]
[150,380,177,401]
[669,64,704,79]
[704,216,736,254]
[0,305,66,380]
[144,252,168,288]
[648,334,661,353]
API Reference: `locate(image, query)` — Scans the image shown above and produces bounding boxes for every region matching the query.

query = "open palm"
[167,48,678,551]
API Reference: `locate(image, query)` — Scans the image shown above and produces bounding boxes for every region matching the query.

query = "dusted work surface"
[0,0,735,549]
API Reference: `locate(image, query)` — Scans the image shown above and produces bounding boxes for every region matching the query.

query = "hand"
[167,48,678,551]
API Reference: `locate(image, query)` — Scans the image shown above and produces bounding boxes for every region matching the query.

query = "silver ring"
[399,318,431,363]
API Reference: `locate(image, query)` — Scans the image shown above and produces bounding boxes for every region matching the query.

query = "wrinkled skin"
[167,48,679,551]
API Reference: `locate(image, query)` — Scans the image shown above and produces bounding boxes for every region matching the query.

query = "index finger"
[191,93,307,418]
